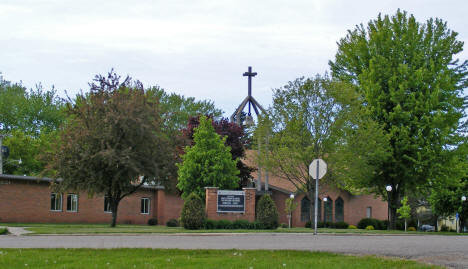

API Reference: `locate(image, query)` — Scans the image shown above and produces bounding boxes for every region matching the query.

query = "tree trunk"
[388,190,400,230]
[110,199,120,227]
[404,219,407,232]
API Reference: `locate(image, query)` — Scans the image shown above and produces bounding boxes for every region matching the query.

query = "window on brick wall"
[50,193,62,211]
[104,196,112,213]
[335,197,344,222]
[141,198,150,214]
[301,197,321,222]
[366,207,372,218]
[67,194,78,212]
[324,197,333,222]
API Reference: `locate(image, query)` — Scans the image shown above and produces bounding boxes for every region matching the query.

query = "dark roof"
[0,174,164,190]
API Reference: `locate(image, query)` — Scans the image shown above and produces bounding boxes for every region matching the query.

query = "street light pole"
[288,193,295,228]
[386,185,392,230]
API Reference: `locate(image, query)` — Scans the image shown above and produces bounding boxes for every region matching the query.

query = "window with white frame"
[104,196,112,213]
[366,207,372,218]
[67,194,78,212]
[141,198,150,214]
[50,193,62,211]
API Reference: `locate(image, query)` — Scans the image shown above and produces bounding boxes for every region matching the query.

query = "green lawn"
[0,223,464,235]
[0,249,440,269]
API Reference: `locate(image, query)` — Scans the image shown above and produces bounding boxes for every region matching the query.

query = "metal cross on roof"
[230,66,265,126]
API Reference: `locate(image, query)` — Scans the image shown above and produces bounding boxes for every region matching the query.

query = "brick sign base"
[205,187,256,222]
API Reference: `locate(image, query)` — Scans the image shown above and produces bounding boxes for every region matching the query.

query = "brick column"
[243,188,256,222]
[205,187,218,219]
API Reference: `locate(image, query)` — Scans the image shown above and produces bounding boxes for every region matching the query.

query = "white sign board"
[309,159,327,179]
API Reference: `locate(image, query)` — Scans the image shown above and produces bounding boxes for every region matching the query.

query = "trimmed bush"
[280,223,288,228]
[0,227,7,235]
[166,219,179,227]
[305,221,312,228]
[216,219,232,229]
[365,225,374,230]
[251,221,264,229]
[440,225,449,232]
[408,227,416,231]
[181,193,206,230]
[147,218,158,226]
[357,218,385,230]
[232,219,250,229]
[334,221,349,229]
[205,219,216,229]
[256,194,279,229]
[348,225,357,229]
[325,221,334,228]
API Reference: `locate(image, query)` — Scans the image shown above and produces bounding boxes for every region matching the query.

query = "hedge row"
[205,219,271,230]
[304,221,349,229]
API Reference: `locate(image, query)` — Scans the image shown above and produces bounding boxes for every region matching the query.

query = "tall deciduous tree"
[182,116,254,188]
[329,10,468,229]
[255,75,388,224]
[49,71,173,227]
[0,77,65,175]
[177,116,239,199]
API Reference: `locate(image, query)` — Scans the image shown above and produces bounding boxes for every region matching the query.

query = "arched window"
[301,196,322,223]
[335,197,344,222]
[324,197,333,222]
[301,197,310,222]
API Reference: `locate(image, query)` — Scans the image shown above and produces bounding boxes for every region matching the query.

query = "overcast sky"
[1,0,467,117]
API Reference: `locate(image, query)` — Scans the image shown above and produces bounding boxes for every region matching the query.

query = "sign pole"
[314,160,319,235]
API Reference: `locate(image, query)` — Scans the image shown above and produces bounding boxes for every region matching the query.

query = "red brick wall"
[275,187,388,227]
[205,187,256,222]
[0,180,157,225]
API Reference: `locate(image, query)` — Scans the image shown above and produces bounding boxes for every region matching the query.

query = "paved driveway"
[1,233,467,268]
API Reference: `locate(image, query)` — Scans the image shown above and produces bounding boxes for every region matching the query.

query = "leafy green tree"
[0,80,65,136]
[146,86,222,134]
[3,130,58,175]
[397,196,411,231]
[49,71,173,227]
[255,75,389,224]
[329,10,468,229]
[182,116,254,188]
[0,77,66,175]
[177,116,239,199]
[285,196,298,228]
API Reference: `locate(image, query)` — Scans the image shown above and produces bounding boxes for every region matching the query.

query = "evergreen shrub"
[147,218,158,226]
[256,194,279,229]
[365,225,374,230]
[216,219,233,229]
[166,219,179,227]
[358,218,384,230]
[205,219,216,229]
[408,227,416,231]
[181,193,206,230]
[348,225,357,229]
[232,219,250,229]
[334,221,349,229]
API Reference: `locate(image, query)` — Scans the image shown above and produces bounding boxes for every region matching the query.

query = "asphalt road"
[1,233,467,268]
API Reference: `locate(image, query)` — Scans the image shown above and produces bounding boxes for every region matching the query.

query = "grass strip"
[0,249,440,269]
[0,223,464,235]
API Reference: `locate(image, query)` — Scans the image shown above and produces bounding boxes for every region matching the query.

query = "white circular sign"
[309,159,327,179]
